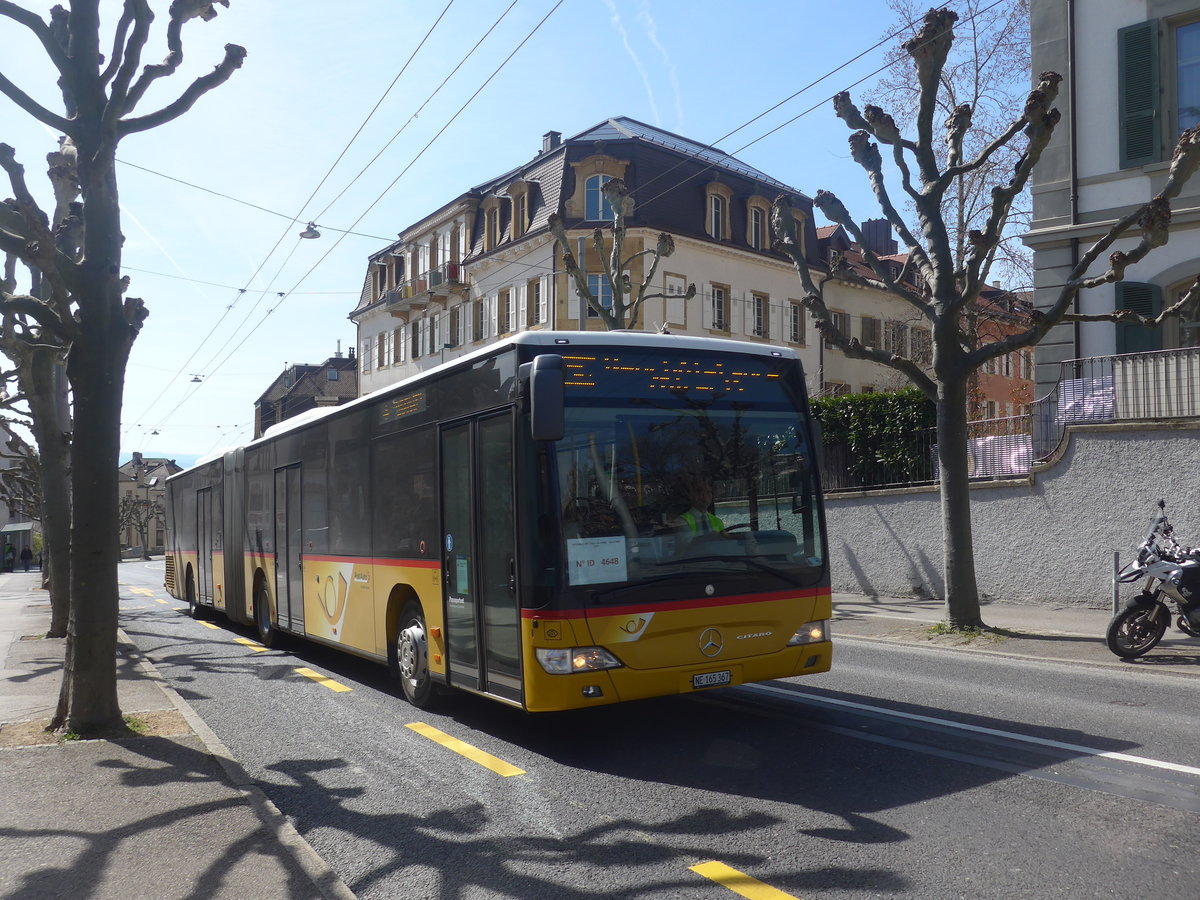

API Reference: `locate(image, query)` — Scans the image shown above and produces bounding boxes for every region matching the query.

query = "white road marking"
[746,683,1200,777]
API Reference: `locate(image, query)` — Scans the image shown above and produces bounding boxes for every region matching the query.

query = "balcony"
[427,262,467,299]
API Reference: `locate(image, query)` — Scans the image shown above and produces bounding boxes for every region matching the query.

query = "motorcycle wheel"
[1177,615,1200,638]
[1106,605,1168,659]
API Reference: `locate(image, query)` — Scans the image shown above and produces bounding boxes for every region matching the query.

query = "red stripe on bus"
[241,552,439,569]
[520,586,829,620]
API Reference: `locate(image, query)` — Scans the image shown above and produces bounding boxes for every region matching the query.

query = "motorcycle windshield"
[1145,512,1168,544]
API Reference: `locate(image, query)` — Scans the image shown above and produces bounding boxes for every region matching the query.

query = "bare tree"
[0,1,244,735]
[118,492,163,561]
[773,8,1200,628]
[548,177,694,330]
[867,0,1032,288]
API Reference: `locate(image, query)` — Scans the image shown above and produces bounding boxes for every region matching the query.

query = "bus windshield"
[550,348,824,602]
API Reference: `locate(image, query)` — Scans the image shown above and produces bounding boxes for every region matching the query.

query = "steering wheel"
[723,522,751,532]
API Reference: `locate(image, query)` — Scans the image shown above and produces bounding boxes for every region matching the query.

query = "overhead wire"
[127,0,460,436]
[147,0,567,432]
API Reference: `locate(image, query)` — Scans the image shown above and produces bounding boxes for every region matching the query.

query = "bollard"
[1112,550,1120,615]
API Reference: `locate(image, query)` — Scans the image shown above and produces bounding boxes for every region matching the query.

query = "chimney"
[132,451,143,467]
[542,131,562,153]
[859,218,897,257]
[335,339,343,359]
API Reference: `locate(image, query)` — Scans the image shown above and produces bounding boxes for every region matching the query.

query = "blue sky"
[2,0,964,468]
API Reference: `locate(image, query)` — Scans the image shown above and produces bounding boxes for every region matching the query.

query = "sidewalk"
[832,591,1200,674]
[0,571,355,900]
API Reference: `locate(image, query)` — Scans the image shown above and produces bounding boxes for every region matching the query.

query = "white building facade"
[1025,0,1200,393]
[351,118,930,398]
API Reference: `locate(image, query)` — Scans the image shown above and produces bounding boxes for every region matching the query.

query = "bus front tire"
[396,601,440,709]
[254,581,278,648]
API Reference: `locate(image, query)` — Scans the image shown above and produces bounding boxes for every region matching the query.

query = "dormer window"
[746,196,771,250]
[705,182,733,242]
[482,198,502,251]
[509,180,532,238]
[585,174,613,221]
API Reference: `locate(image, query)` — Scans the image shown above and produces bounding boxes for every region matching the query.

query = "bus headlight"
[787,620,829,646]
[536,646,624,674]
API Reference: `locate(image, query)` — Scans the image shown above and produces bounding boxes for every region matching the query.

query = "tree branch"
[0,71,73,135]
[0,1,72,76]
[117,42,246,136]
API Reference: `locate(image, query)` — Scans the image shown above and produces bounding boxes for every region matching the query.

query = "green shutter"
[1118,21,1161,168]
[1116,281,1163,353]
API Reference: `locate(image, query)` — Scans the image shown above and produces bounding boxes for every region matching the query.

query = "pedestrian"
[19,546,32,572]
[3,544,13,573]
[37,550,42,571]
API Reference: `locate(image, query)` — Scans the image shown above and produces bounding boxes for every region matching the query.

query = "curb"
[117,628,358,900]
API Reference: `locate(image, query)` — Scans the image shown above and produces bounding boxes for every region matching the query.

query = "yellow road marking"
[198,621,220,630]
[295,667,352,692]
[690,862,801,900]
[234,638,269,653]
[130,587,155,597]
[154,597,167,605]
[406,722,525,777]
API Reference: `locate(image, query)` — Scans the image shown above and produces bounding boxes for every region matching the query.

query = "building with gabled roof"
[253,348,358,439]
[351,116,1019,402]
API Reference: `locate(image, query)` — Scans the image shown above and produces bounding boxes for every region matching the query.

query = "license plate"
[692,670,731,689]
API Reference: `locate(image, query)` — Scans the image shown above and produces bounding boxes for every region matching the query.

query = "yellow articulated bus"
[164,331,830,712]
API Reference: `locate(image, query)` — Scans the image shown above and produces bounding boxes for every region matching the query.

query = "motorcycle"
[1106,500,1200,659]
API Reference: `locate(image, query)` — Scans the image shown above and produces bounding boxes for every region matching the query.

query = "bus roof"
[171,332,802,469]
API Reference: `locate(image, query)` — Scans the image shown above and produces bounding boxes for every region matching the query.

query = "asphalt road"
[118,560,1200,899]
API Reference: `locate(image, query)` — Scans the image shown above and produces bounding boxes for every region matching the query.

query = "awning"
[0,522,34,534]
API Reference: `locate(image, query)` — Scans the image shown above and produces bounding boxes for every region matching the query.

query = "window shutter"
[1116,281,1163,353]
[1118,20,1161,169]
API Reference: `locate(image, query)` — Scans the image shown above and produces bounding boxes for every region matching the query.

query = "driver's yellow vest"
[681,510,723,533]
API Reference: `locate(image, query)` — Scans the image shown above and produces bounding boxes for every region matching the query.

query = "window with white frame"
[499,288,513,334]
[528,279,542,326]
[749,206,765,250]
[585,174,613,221]
[789,302,805,344]
[586,274,613,318]
[710,285,728,331]
[361,338,372,373]
[884,319,908,356]
[394,326,405,363]
[473,299,486,341]
[751,293,767,337]
[709,194,726,241]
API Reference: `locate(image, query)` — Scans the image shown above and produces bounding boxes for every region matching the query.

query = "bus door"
[440,413,521,702]
[196,487,214,603]
[273,465,305,633]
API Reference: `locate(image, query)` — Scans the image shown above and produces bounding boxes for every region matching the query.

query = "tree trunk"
[52,152,130,735]
[24,353,71,637]
[935,376,987,628]
[54,323,127,733]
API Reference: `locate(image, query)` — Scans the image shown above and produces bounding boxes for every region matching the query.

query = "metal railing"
[821,347,1200,492]
[1031,346,1200,463]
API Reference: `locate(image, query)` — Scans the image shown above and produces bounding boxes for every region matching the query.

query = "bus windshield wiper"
[663,554,804,587]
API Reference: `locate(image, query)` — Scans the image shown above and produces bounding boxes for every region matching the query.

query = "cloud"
[603,0,660,125]
[637,2,683,129]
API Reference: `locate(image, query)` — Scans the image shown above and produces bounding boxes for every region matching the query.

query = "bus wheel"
[185,569,204,620]
[397,601,439,709]
[254,580,278,649]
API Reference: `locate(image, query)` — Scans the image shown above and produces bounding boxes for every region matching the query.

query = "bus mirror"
[530,354,565,441]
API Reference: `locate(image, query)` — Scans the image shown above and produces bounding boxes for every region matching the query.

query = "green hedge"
[812,388,936,487]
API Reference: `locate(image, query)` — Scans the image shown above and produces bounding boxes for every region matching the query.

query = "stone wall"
[823,423,1200,607]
